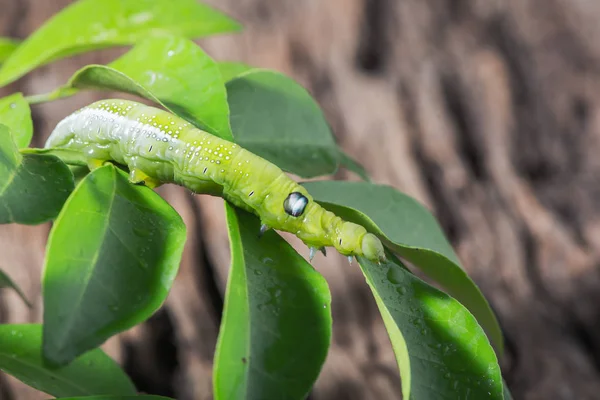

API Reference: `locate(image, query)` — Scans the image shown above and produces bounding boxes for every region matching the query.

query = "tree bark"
[2,0,600,399]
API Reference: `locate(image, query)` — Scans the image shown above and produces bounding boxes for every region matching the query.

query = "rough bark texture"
[1,0,600,399]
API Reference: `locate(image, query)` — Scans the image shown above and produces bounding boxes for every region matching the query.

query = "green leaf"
[74,36,231,138]
[54,397,172,400]
[0,125,74,225]
[0,124,19,172]
[30,36,233,140]
[357,253,503,399]
[0,324,136,397]
[0,38,19,63]
[0,268,31,307]
[69,165,93,186]
[303,180,504,355]
[0,93,33,148]
[0,0,241,86]
[42,164,186,366]
[214,204,331,400]
[218,61,251,82]
[21,147,88,166]
[227,70,340,178]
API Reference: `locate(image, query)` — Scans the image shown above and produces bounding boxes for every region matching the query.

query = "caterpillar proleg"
[45,99,386,263]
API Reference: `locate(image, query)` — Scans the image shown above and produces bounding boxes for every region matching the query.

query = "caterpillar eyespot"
[283,192,308,217]
[45,99,387,263]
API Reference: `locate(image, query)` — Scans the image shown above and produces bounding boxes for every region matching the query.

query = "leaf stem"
[25,87,77,105]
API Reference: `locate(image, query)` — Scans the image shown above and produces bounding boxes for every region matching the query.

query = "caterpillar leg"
[259,224,270,237]
[309,247,317,262]
[308,246,327,262]
[85,146,112,171]
[129,168,162,189]
[87,158,107,171]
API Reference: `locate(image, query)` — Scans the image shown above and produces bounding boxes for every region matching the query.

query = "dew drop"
[267,287,282,300]
[133,227,150,237]
[386,267,403,284]
[262,257,274,265]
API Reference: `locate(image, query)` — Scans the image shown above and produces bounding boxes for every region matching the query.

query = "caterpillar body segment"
[46,99,386,263]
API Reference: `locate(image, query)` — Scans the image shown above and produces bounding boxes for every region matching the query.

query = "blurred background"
[2,0,600,399]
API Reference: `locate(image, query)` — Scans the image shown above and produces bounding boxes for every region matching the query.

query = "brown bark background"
[2,0,600,399]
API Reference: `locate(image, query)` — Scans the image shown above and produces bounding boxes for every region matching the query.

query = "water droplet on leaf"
[133,227,150,237]
[386,267,403,284]
[262,257,274,266]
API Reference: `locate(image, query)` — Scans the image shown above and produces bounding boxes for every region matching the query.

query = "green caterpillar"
[45,99,386,263]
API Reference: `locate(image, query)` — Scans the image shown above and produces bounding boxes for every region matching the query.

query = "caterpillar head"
[280,190,386,263]
[361,233,386,263]
[335,221,386,263]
